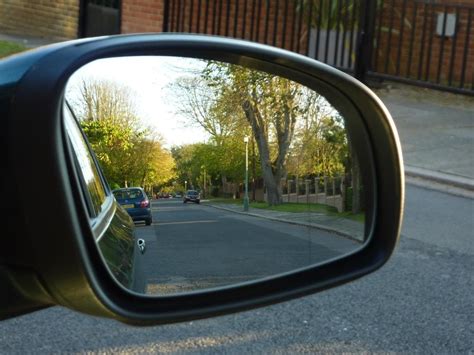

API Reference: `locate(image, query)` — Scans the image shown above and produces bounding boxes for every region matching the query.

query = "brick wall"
[121,0,165,33]
[0,0,80,40]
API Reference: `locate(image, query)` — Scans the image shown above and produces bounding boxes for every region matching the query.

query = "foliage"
[171,142,246,190]
[69,79,176,189]
[170,65,257,190]
[170,60,351,206]
[197,61,305,205]
[289,91,348,177]
[298,0,361,29]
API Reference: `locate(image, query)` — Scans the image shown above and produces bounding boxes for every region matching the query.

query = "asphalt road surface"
[0,184,472,353]
[134,200,360,295]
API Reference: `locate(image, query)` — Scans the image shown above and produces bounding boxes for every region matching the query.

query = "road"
[134,199,359,295]
[0,184,473,353]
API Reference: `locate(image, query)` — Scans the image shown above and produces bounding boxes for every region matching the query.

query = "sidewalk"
[203,202,365,242]
[374,83,474,194]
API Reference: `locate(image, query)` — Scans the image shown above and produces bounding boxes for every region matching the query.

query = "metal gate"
[162,0,473,95]
[370,0,473,95]
[163,0,362,71]
[79,0,121,37]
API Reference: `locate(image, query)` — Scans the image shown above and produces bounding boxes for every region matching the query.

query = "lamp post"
[243,136,249,212]
[184,180,187,192]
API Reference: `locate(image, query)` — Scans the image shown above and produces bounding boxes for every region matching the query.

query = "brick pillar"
[121,0,165,34]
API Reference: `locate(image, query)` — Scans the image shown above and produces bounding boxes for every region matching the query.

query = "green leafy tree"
[200,63,306,205]
[170,74,250,189]
[288,89,348,178]
[69,79,176,189]
[170,60,356,208]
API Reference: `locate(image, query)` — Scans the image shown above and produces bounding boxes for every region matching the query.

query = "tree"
[170,60,355,208]
[69,79,176,189]
[171,76,244,145]
[288,89,348,178]
[74,79,139,128]
[170,72,251,190]
[201,63,304,205]
[128,134,176,190]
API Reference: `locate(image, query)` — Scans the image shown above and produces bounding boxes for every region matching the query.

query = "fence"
[371,1,474,94]
[162,0,473,95]
[217,175,348,212]
[279,176,346,212]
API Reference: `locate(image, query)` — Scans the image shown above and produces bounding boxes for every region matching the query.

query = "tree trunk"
[266,180,282,205]
[251,138,257,201]
[243,102,278,205]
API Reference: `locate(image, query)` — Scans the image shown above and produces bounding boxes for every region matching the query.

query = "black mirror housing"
[0,34,404,324]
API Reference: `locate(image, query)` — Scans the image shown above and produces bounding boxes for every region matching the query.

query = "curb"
[203,203,364,243]
[405,165,474,192]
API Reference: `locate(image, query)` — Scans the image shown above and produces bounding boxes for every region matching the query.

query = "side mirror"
[1,34,403,324]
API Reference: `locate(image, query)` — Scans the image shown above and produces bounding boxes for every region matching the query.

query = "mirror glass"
[65,56,369,295]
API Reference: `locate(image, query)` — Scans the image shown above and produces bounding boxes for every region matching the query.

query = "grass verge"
[0,40,28,59]
[208,198,364,222]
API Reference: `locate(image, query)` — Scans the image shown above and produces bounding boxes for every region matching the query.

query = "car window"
[64,105,107,217]
[113,189,144,200]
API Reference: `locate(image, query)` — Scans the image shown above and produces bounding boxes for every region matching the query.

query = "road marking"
[156,220,218,226]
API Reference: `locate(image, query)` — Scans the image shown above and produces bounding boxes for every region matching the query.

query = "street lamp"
[184,180,187,192]
[243,136,249,212]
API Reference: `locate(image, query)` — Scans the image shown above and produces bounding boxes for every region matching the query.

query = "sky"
[66,56,210,148]
[66,55,342,150]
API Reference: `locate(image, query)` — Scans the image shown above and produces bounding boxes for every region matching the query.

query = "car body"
[183,190,200,204]
[63,104,144,292]
[113,187,152,225]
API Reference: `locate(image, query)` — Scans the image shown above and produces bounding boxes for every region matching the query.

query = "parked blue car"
[113,187,152,225]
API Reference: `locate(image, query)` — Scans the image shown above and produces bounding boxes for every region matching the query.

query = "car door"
[63,103,144,293]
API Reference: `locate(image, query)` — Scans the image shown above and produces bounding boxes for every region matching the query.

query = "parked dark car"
[183,190,200,204]
[113,187,152,225]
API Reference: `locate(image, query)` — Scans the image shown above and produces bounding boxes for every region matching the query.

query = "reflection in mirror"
[66,56,368,295]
